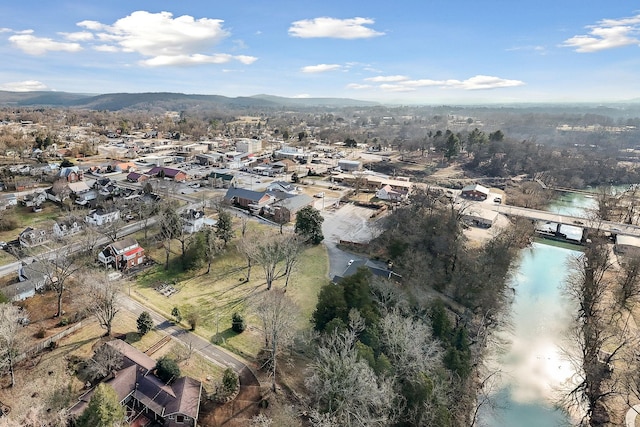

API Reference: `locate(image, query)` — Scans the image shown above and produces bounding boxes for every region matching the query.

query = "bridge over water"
[485,203,640,237]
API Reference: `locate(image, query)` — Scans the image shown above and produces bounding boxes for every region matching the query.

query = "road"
[118,295,251,375]
[0,215,161,279]
[483,203,640,236]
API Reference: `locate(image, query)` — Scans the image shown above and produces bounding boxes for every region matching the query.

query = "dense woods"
[307,189,533,426]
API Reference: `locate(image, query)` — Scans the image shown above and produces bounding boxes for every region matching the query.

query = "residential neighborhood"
[1,101,640,427]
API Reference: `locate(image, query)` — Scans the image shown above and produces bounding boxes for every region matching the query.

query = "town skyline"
[2,1,640,104]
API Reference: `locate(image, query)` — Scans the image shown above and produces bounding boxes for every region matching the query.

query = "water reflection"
[480,243,579,427]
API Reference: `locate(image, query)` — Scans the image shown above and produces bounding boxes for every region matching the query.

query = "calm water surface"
[480,194,592,426]
[480,243,579,426]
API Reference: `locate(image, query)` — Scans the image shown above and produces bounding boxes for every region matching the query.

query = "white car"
[347,259,354,266]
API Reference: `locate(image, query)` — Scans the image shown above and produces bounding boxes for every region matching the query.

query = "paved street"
[118,294,252,375]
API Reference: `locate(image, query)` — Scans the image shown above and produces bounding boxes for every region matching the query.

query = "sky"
[1,1,640,104]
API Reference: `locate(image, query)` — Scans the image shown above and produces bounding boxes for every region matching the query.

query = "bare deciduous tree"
[252,290,299,392]
[279,235,302,290]
[305,317,397,426]
[82,273,121,336]
[0,303,25,387]
[31,242,83,318]
[203,227,224,274]
[85,342,123,381]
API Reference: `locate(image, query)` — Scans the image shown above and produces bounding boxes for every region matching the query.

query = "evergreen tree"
[137,311,154,336]
[76,383,125,427]
[216,210,234,246]
[294,205,324,244]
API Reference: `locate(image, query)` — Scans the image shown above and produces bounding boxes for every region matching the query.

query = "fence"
[16,321,84,363]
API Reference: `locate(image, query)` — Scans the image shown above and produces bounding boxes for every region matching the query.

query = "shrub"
[222,368,239,394]
[185,311,199,331]
[171,307,182,323]
[231,312,245,333]
[155,356,180,383]
[35,327,46,339]
[136,311,154,336]
[58,317,69,327]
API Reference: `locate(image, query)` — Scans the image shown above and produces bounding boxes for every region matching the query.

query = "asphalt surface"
[118,294,252,375]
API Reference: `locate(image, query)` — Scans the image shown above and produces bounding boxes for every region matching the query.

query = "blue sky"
[1,1,640,104]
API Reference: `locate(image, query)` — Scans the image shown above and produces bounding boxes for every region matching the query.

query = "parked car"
[347,259,354,266]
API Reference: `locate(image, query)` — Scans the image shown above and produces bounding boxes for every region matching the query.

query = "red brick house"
[461,184,490,201]
[146,166,187,182]
[98,237,145,271]
[224,188,272,211]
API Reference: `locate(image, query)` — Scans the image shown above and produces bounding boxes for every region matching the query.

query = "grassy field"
[131,226,330,360]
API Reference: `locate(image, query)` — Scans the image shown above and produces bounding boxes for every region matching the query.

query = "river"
[479,193,596,426]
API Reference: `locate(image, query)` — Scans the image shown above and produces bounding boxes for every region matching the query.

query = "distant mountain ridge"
[0,90,378,110]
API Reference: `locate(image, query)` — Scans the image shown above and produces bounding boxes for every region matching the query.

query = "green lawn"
[130,229,330,360]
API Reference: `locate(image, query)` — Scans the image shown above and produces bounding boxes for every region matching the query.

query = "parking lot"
[321,203,382,244]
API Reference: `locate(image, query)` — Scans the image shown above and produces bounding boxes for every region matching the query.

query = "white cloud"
[82,11,229,56]
[379,83,416,92]
[447,75,525,90]
[60,31,94,42]
[93,44,119,53]
[292,94,311,98]
[289,17,384,39]
[561,14,640,52]
[140,53,257,67]
[372,75,524,92]
[74,11,257,67]
[365,75,408,82]
[9,33,82,55]
[506,45,546,54]
[0,80,50,91]
[301,64,342,73]
[76,20,107,31]
[346,83,372,90]
[0,28,11,33]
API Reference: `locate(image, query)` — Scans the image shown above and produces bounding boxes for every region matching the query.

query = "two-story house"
[19,227,49,247]
[98,237,145,270]
[85,207,121,226]
[52,219,83,238]
[182,209,206,234]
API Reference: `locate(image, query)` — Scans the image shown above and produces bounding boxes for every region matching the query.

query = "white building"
[85,208,120,226]
[236,139,262,154]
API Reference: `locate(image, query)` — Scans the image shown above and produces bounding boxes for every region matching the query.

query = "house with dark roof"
[263,193,314,223]
[127,171,150,183]
[19,227,49,247]
[85,207,121,226]
[207,171,236,188]
[0,261,49,301]
[98,237,145,271]
[224,188,272,213]
[69,339,202,427]
[147,166,188,182]
[53,218,83,238]
[332,259,401,284]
